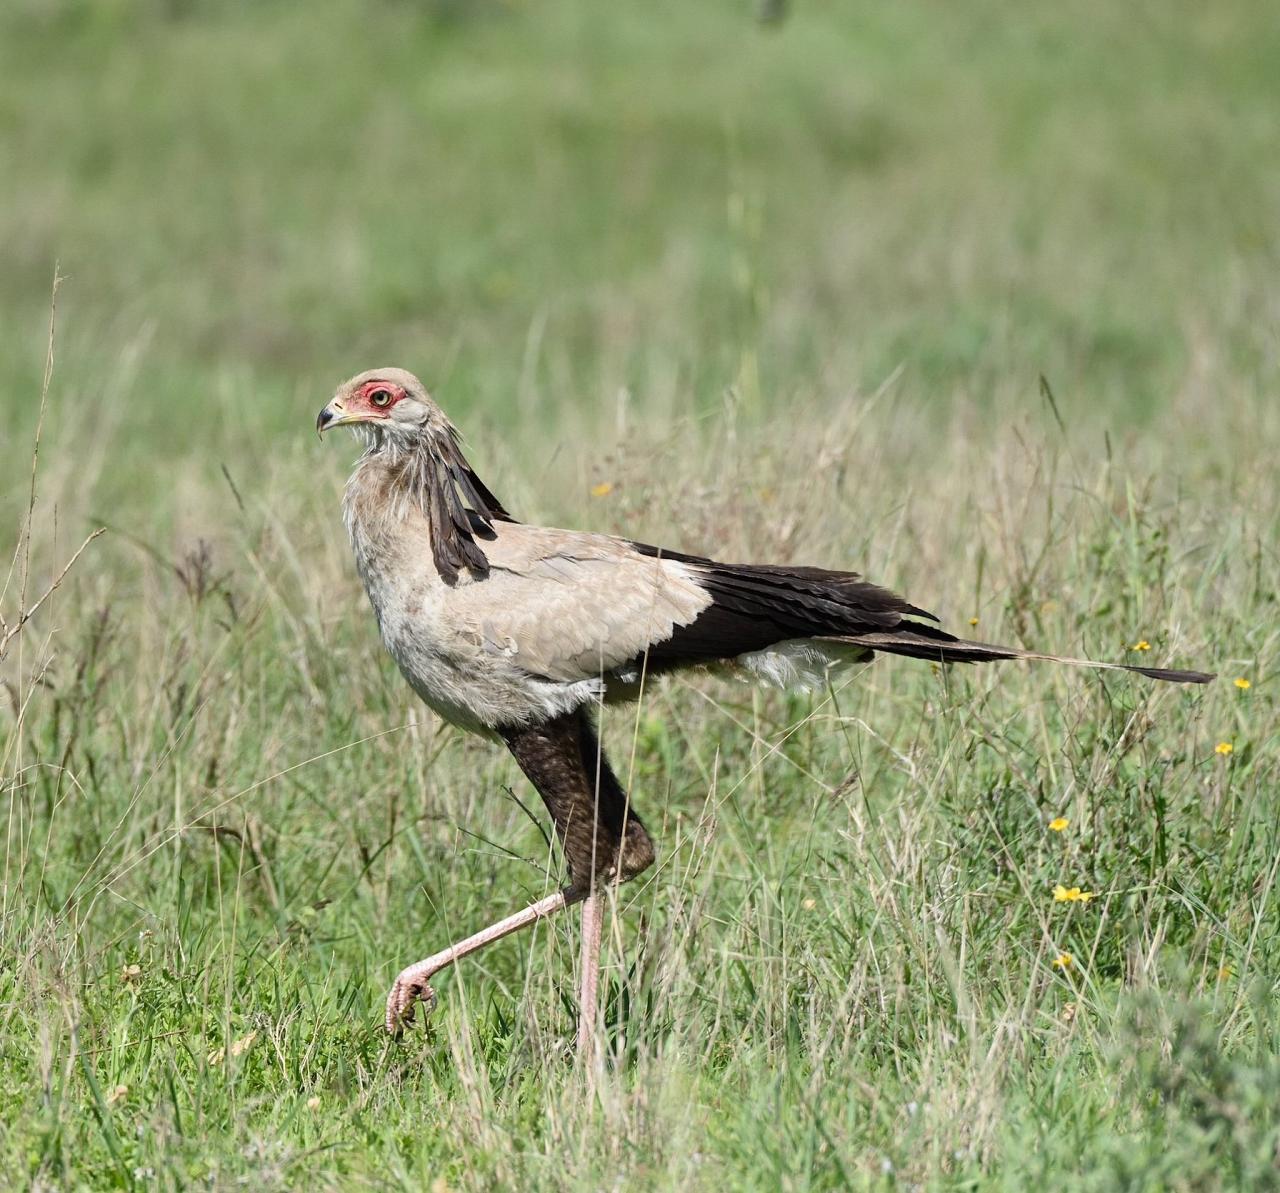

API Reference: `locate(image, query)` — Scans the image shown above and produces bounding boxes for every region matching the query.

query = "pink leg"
[577,886,604,1062]
[385,888,580,1033]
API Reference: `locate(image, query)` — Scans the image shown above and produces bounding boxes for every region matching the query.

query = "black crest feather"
[418,430,514,584]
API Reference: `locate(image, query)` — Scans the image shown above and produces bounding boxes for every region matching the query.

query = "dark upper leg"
[500,709,655,890]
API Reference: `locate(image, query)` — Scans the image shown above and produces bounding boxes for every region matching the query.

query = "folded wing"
[447,523,713,683]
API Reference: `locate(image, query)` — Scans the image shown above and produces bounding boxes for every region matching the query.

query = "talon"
[385,977,437,1035]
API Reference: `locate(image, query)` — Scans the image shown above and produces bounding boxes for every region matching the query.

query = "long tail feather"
[834,628,1214,684]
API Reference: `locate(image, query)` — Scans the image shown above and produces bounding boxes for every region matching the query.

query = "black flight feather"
[625,542,936,670]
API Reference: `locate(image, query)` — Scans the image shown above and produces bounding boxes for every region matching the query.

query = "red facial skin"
[352,379,406,417]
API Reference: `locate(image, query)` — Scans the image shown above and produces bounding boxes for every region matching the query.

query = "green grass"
[2,0,1278,1187]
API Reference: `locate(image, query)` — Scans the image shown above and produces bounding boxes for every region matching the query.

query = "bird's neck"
[343,434,439,529]
[343,431,504,585]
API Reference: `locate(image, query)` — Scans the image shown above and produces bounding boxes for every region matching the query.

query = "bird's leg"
[576,882,604,1062]
[386,701,657,1044]
[571,717,648,1067]
[502,710,656,1060]
[385,886,585,1033]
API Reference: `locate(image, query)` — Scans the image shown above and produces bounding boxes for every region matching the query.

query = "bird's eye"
[369,389,393,408]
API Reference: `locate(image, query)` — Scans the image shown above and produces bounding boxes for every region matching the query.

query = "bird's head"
[316,368,450,446]
[318,366,512,580]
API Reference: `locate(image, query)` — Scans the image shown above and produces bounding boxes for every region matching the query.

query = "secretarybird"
[317,367,1212,1052]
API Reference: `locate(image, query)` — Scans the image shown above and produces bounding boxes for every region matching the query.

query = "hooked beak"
[315,400,364,437]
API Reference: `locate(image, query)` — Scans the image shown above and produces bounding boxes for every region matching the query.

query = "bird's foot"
[384,964,439,1035]
[380,891,572,1037]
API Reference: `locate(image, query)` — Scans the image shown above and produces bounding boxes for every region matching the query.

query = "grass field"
[2,0,1279,1187]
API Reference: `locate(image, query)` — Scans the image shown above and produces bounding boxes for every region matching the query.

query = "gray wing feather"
[448,524,712,682]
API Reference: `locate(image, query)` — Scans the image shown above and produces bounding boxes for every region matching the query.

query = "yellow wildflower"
[1234,678,1250,690]
[1049,817,1069,832]
[1053,885,1095,903]
[1217,965,1232,981]
[1052,952,1074,969]
[590,481,614,498]
[968,617,979,627]
[1215,741,1233,756]
[1131,640,1151,652]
